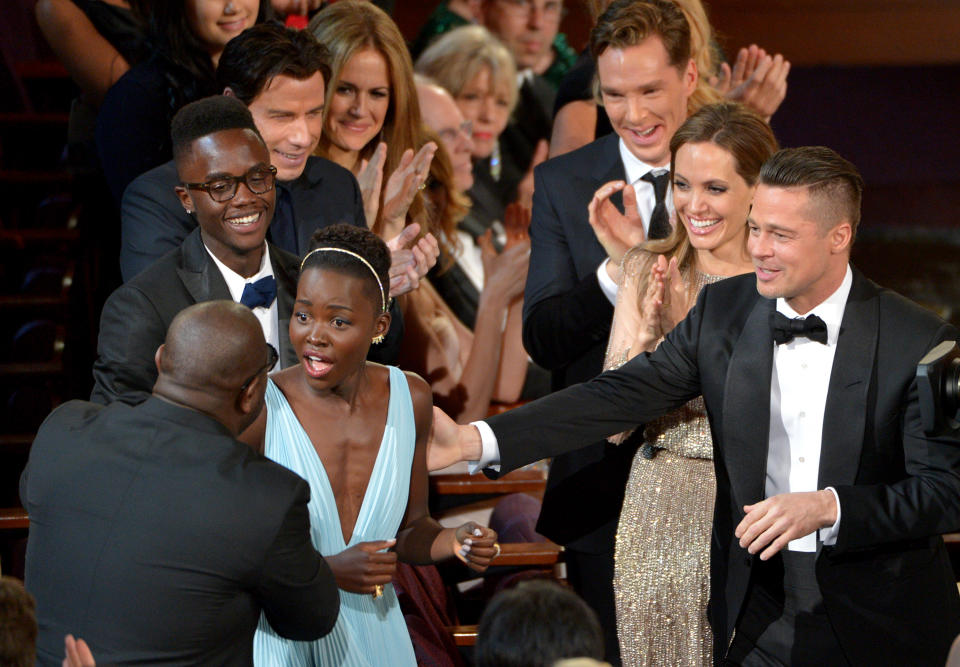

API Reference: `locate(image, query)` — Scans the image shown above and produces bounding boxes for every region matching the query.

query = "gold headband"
[300,247,387,313]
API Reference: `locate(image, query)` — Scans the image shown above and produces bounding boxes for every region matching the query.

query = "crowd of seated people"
[14,1,960,667]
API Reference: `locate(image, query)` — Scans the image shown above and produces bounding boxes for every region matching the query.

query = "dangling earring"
[372,334,385,345]
[489,139,501,182]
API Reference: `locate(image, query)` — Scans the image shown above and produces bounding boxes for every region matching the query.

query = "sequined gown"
[608,259,723,667]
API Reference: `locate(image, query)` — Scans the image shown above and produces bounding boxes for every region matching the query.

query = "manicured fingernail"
[464,538,473,546]
[473,528,483,536]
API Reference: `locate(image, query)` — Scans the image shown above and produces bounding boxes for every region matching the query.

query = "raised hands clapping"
[588,180,646,284]
[356,142,437,239]
[711,44,790,121]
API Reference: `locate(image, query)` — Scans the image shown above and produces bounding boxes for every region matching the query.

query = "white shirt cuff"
[819,486,841,545]
[597,258,618,306]
[467,420,501,474]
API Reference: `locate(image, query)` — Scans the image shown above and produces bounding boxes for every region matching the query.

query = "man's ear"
[829,221,853,255]
[175,186,195,215]
[683,57,698,97]
[154,344,165,374]
[238,374,264,416]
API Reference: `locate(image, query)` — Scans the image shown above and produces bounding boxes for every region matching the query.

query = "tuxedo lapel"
[176,229,232,304]
[722,296,776,510]
[819,271,877,488]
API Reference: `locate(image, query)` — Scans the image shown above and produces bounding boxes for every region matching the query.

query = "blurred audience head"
[479,0,563,72]
[218,23,331,181]
[0,576,37,667]
[475,580,604,667]
[171,96,276,270]
[155,301,272,434]
[129,0,273,108]
[589,0,698,167]
[416,77,475,192]
[416,25,517,160]
[308,1,421,167]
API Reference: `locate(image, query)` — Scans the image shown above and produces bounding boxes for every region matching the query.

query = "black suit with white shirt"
[492,268,960,665]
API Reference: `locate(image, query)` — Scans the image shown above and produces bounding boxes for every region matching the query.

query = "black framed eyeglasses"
[239,343,279,393]
[181,165,278,203]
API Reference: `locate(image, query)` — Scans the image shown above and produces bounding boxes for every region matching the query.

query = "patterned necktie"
[770,311,828,345]
[240,275,277,310]
[640,170,671,240]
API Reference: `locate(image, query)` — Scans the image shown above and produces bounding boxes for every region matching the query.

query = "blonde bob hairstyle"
[308,1,426,231]
[414,25,519,115]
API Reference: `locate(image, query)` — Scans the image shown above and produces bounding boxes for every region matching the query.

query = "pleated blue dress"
[253,366,417,666]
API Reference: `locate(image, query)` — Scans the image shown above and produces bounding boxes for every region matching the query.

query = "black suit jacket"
[521,132,640,551]
[119,156,365,281]
[91,228,300,406]
[493,269,960,664]
[20,397,339,666]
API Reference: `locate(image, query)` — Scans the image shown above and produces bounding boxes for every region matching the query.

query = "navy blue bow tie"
[770,311,828,345]
[240,275,276,309]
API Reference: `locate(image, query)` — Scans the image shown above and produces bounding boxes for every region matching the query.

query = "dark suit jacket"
[494,269,960,664]
[521,132,641,551]
[20,397,339,666]
[120,156,365,282]
[91,228,300,406]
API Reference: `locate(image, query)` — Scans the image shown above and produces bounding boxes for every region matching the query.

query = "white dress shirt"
[767,265,852,551]
[596,138,675,305]
[205,242,280,369]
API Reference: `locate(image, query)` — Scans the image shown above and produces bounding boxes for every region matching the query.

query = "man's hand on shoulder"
[735,490,838,560]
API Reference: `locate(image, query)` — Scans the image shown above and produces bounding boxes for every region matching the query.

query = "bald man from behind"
[20,301,339,666]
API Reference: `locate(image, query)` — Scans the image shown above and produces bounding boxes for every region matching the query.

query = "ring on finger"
[493,542,501,558]
[373,584,384,599]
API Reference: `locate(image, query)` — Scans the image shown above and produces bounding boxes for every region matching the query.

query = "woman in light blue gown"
[244,225,498,666]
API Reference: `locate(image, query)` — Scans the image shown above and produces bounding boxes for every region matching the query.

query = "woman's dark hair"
[475,580,604,667]
[303,224,391,313]
[129,0,274,114]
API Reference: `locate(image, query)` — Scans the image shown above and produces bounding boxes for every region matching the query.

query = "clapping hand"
[588,180,646,278]
[380,143,437,239]
[63,634,96,667]
[651,254,689,334]
[503,202,531,248]
[326,538,398,595]
[386,223,440,297]
[712,45,790,120]
[452,522,498,572]
[356,142,387,229]
[480,230,530,305]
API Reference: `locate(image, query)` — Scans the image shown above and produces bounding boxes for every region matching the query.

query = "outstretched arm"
[396,373,496,571]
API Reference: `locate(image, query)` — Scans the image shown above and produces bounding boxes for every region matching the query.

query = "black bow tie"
[240,275,276,310]
[770,311,828,345]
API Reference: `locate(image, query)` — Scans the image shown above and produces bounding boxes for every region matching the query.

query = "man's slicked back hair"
[170,95,263,163]
[216,23,332,104]
[759,146,864,238]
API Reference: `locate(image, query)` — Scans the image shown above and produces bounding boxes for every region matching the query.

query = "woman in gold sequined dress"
[587,103,778,666]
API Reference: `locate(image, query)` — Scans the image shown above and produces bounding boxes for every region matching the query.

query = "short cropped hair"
[415,25,519,114]
[303,223,392,313]
[216,23,332,104]
[590,0,691,70]
[475,580,604,667]
[759,146,864,237]
[0,577,37,667]
[170,95,263,163]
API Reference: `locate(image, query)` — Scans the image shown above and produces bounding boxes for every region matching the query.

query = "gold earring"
[372,334,385,345]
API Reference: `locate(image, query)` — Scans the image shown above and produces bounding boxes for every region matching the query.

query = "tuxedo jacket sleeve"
[521,150,620,375]
[120,160,192,282]
[257,480,340,640]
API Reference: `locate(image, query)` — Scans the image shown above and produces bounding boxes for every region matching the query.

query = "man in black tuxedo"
[519,0,697,657]
[433,146,960,665]
[92,95,303,406]
[22,301,339,666]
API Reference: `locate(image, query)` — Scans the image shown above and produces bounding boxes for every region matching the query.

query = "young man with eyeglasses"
[91,95,302,407]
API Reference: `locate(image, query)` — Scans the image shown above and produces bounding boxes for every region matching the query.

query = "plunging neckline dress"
[253,366,417,666]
